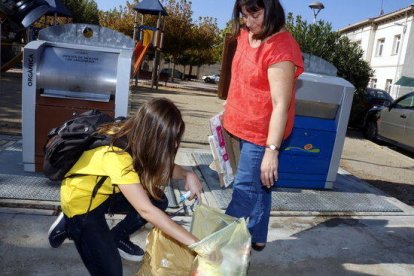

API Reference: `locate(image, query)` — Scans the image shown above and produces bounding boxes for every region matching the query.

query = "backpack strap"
[65,174,112,221]
[86,175,109,214]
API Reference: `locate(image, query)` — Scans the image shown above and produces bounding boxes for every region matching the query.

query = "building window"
[385,79,392,92]
[370,78,377,88]
[392,35,401,55]
[376,38,385,56]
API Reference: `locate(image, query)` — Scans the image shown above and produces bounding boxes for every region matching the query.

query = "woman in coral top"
[223,0,304,251]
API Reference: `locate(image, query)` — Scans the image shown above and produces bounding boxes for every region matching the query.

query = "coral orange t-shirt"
[223,29,304,146]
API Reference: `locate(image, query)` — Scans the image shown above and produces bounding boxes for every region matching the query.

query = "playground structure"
[1,0,167,87]
[1,0,72,73]
[131,27,153,79]
[132,0,168,89]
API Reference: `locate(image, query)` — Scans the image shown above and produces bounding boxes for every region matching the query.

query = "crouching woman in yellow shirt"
[48,98,202,276]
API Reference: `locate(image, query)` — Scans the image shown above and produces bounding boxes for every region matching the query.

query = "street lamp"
[309,1,325,23]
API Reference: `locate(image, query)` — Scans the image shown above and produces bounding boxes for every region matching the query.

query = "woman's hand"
[260,150,279,188]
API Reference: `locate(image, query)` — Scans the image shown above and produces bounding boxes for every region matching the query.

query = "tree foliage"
[156,0,194,62]
[177,16,221,67]
[286,13,372,92]
[98,1,135,37]
[213,20,233,63]
[286,13,373,127]
[61,0,100,24]
[99,0,221,70]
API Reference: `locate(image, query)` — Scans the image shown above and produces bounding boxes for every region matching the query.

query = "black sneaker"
[48,213,68,248]
[116,238,144,262]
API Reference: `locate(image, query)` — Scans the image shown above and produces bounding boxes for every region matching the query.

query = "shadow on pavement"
[248,217,414,275]
[363,179,414,206]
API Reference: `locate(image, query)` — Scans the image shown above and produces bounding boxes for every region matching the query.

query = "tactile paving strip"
[0,173,60,201]
[192,152,402,212]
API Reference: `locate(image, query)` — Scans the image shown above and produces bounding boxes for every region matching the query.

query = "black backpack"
[43,109,115,181]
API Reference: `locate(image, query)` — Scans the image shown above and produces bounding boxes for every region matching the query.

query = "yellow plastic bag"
[136,227,196,276]
[137,204,251,276]
[189,204,251,276]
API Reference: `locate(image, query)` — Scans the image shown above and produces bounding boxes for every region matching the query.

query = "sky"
[95,0,414,31]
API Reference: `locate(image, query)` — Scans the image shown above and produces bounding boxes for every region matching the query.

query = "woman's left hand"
[260,150,279,188]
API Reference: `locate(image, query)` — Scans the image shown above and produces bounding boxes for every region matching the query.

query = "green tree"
[216,20,233,59]
[62,0,99,24]
[140,0,220,76]
[286,14,373,127]
[176,15,220,76]
[99,1,135,37]
[157,0,194,63]
[98,0,221,75]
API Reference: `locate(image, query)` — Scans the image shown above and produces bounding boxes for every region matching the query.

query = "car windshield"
[395,94,414,109]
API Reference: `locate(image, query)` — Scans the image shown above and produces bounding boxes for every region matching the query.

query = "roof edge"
[339,5,414,33]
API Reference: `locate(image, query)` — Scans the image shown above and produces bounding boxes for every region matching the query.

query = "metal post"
[156,16,165,90]
[132,0,141,42]
[133,11,139,42]
[0,19,4,82]
[151,12,161,89]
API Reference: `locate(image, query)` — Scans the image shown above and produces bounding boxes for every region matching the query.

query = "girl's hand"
[184,171,203,202]
[260,150,279,188]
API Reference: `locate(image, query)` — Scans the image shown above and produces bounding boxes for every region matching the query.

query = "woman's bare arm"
[261,61,296,188]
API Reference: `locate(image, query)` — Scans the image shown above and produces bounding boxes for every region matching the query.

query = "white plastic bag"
[209,113,234,187]
[189,204,251,276]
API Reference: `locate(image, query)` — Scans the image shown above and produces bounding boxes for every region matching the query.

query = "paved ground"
[340,130,414,206]
[1,209,414,276]
[1,70,414,275]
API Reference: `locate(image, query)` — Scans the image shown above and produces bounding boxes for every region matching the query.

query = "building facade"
[339,5,414,99]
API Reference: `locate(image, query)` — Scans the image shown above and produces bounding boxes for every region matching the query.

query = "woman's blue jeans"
[65,192,168,276]
[225,139,272,244]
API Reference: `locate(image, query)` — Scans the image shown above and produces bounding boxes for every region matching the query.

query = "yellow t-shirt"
[61,146,140,218]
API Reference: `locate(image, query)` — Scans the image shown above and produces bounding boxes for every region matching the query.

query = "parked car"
[364,87,394,106]
[160,68,183,80]
[202,73,220,84]
[349,87,394,128]
[364,91,414,153]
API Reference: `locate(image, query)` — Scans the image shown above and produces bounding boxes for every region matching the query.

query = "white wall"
[345,25,376,61]
[341,10,413,93]
[402,18,414,77]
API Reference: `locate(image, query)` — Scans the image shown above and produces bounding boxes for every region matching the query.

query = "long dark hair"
[100,98,185,200]
[232,0,286,40]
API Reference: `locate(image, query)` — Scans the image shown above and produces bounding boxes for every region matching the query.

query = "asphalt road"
[1,70,413,206]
